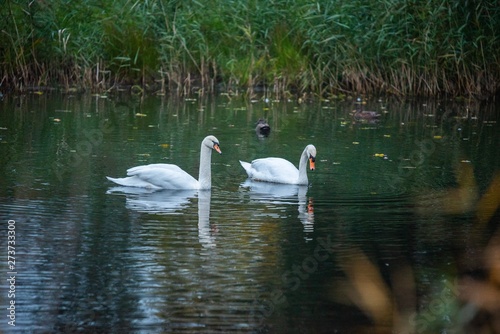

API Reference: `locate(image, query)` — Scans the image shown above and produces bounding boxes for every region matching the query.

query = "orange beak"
[309,157,315,170]
[308,198,314,213]
[213,143,222,154]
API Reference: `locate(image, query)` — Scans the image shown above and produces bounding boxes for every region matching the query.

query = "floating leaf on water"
[135,113,147,117]
[34,91,43,95]
[53,118,61,122]
[383,134,391,138]
[461,160,471,163]
[352,141,360,145]
[433,135,443,139]
[374,153,385,157]
[159,144,170,148]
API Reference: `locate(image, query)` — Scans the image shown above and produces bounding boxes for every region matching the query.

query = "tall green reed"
[1,0,498,97]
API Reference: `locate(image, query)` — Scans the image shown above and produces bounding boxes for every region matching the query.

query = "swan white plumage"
[239,144,316,185]
[106,135,221,190]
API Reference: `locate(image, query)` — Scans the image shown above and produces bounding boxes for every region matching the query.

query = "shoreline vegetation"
[1,0,499,99]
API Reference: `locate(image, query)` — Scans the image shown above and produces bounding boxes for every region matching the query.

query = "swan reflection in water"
[106,187,216,248]
[239,179,314,241]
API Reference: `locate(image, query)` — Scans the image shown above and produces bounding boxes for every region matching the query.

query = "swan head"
[203,135,222,154]
[306,144,316,170]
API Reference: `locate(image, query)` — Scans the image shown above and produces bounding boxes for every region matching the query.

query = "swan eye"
[309,156,316,162]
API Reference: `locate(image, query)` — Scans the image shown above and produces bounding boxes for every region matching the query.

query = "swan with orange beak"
[107,135,221,190]
[239,144,316,185]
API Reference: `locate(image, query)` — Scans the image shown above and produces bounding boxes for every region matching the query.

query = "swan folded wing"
[127,163,184,175]
[249,158,299,183]
[127,164,199,189]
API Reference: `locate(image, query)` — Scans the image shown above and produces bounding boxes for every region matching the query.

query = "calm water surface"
[0,94,499,333]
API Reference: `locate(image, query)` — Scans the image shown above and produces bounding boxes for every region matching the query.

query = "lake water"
[0,93,499,333]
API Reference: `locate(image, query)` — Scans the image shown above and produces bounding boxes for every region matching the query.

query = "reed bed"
[1,0,499,98]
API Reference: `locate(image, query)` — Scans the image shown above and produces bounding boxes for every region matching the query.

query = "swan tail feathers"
[106,176,160,189]
[239,160,252,174]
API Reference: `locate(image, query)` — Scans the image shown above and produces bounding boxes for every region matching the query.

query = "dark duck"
[352,98,381,120]
[255,118,271,137]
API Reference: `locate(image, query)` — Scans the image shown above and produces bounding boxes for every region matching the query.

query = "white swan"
[239,144,316,185]
[106,135,221,190]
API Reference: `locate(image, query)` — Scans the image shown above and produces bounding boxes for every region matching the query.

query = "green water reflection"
[0,94,499,333]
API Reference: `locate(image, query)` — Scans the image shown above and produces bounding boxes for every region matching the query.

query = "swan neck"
[198,143,212,189]
[298,148,309,185]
